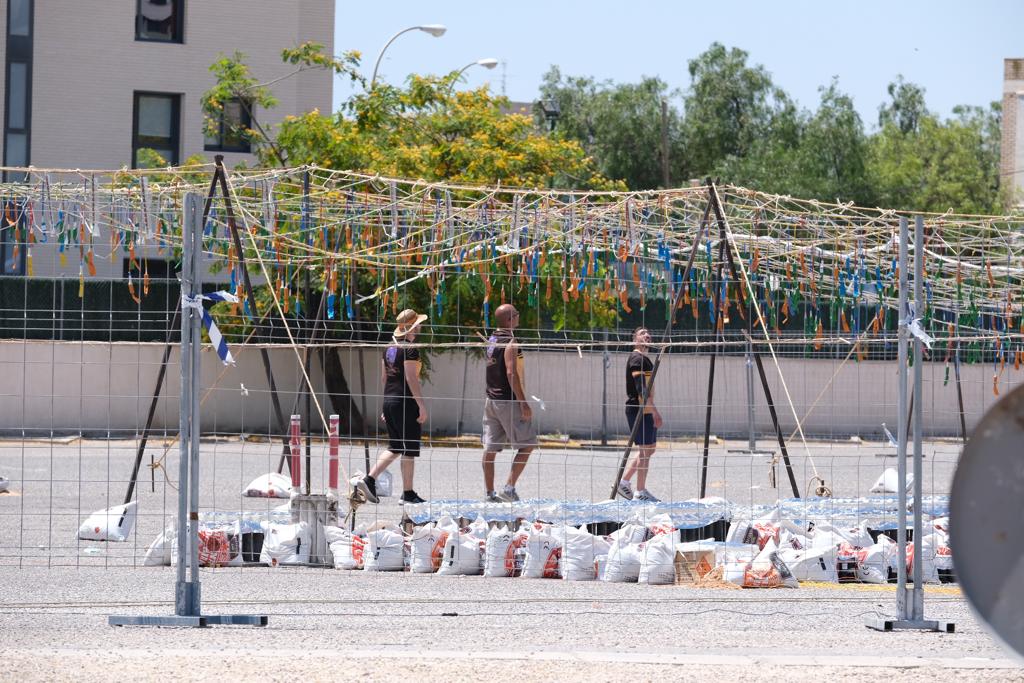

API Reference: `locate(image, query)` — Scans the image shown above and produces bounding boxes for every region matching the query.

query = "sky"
[333,0,1023,129]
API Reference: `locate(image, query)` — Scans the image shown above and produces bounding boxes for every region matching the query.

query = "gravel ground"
[2,437,1018,680]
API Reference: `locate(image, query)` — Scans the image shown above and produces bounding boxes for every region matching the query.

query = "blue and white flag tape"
[182,291,239,365]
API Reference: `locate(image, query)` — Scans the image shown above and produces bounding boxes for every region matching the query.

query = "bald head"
[495,303,518,329]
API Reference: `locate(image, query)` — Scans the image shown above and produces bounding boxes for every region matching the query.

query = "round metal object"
[951,382,1024,660]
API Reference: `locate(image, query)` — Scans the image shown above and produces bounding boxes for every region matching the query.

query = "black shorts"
[382,399,421,457]
[625,405,657,446]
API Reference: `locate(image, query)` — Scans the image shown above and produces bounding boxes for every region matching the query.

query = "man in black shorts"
[618,327,663,502]
[482,303,538,502]
[350,308,429,505]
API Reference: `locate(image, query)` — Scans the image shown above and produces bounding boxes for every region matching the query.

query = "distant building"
[0,0,333,279]
[1003,58,1024,207]
[1,0,333,174]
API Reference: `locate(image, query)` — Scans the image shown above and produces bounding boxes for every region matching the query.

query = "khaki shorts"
[482,398,538,452]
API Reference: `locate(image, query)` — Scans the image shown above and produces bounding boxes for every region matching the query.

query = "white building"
[0,0,334,278]
[1003,58,1024,207]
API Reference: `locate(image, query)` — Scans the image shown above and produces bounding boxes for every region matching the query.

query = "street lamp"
[370,24,447,89]
[445,58,499,99]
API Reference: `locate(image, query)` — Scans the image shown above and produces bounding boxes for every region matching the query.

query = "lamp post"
[445,58,499,99]
[370,24,447,89]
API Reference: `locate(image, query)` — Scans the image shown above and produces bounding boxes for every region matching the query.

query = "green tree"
[681,42,795,178]
[537,67,683,189]
[868,78,1004,214]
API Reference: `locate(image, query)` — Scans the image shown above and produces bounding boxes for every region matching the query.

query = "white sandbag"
[437,532,483,576]
[242,472,293,499]
[726,520,760,546]
[560,526,611,582]
[484,526,528,578]
[410,523,450,574]
[845,520,875,548]
[323,525,365,570]
[603,537,644,583]
[467,515,489,541]
[260,522,311,567]
[143,525,174,566]
[778,544,838,582]
[363,527,405,572]
[610,522,650,545]
[521,528,561,579]
[78,502,137,542]
[645,513,676,537]
[638,531,677,585]
[870,467,913,493]
[856,543,891,584]
[806,522,856,550]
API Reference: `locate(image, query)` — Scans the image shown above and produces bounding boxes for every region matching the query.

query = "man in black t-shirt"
[350,309,429,505]
[481,303,538,502]
[618,327,663,502]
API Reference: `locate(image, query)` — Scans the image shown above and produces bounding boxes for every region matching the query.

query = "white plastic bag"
[242,472,293,499]
[363,527,405,572]
[560,526,610,582]
[778,544,838,582]
[484,525,528,578]
[409,523,449,574]
[521,527,561,579]
[78,502,137,542]
[323,525,365,570]
[638,531,677,585]
[731,540,799,588]
[143,524,174,566]
[603,537,643,583]
[260,522,311,567]
[437,532,483,576]
[870,467,914,494]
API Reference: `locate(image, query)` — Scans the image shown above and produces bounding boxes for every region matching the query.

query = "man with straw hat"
[482,303,538,502]
[350,308,429,505]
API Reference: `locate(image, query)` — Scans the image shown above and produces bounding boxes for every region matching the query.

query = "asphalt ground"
[1,437,1019,680]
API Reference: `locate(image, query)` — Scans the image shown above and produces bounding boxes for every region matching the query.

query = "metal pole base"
[865,617,955,633]
[109,614,268,628]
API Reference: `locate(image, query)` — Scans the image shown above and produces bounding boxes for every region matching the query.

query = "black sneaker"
[400,490,426,505]
[350,474,379,504]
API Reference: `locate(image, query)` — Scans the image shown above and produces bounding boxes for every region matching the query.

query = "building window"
[3,0,33,182]
[132,92,180,168]
[204,98,252,153]
[135,0,184,43]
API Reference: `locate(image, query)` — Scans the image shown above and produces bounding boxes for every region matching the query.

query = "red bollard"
[328,414,340,493]
[289,415,301,489]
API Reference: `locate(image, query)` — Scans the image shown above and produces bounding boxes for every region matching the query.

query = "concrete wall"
[1,339,1017,439]
[1,0,333,170]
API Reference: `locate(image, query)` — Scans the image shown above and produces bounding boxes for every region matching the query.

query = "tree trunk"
[322,346,367,436]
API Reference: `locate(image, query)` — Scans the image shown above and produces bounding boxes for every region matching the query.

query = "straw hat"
[393,308,428,338]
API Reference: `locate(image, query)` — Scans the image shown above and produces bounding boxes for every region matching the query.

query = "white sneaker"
[498,485,520,502]
[616,480,634,500]
[634,488,660,502]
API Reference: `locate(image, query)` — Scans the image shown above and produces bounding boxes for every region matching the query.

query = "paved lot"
[2,437,1017,680]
